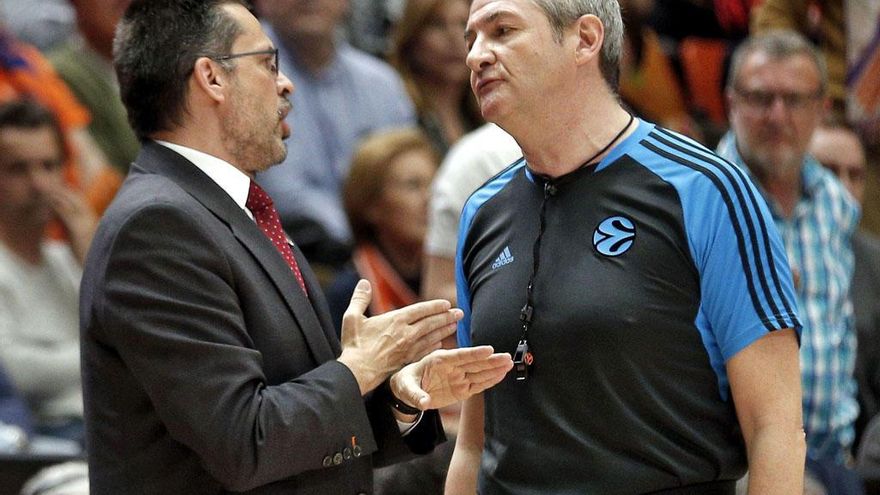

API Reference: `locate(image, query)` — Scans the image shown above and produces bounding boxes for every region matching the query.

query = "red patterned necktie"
[246,180,308,295]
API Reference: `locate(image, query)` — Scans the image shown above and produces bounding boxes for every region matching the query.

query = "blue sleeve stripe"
[653,128,799,328]
[455,159,526,347]
[639,131,794,332]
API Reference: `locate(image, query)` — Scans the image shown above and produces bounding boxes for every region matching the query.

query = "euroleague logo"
[592,216,636,256]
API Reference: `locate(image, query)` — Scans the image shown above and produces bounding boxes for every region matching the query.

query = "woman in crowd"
[388,0,481,155]
[326,128,439,332]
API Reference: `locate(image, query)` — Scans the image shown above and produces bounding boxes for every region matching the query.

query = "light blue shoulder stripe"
[455,159,526,347]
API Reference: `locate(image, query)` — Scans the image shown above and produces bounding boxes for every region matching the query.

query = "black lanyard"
[513,113,634,381]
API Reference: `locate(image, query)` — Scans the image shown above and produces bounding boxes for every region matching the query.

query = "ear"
[724,87,736,116]
[364,200,381,227]
[191,57,230,104]
[573,14,604,67]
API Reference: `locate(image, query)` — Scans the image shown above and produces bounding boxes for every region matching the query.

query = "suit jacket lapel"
[133,142,336,363]
[290,242,342,355]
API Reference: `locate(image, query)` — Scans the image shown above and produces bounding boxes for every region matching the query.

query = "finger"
[397,373,429,409]
[467,367,511,395]
[407,310,462,343]
[427,346,495,366]
[441,333,458,349]
[390,299,454,324]
[462,363,513,383]
[457,352,514,372]
[406,337,444,365]
[404,323,458,363]
[342,279,372,321]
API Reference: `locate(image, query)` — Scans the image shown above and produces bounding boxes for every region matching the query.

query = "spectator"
[0,99,97,448]
[326,128,439,331]
[0,27,122,215]
[809,123,880,447]
[717,29,860,466]
[389,0,482,155]
[254,0,416,267]
[48,0,139,174]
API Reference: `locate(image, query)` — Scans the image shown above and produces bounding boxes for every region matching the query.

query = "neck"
[151,125,251,176]
[752,167,802,218]
[375,237,422,281]
[0,222,44,265]
[519,95,633,178]
[420,77,468,143]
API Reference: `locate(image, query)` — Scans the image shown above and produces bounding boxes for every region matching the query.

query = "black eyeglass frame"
[208,48,279,75]
[732,85,823,111]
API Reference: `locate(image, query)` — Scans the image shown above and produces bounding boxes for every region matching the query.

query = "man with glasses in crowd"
[717,29,860,468]
[79,1,512,493]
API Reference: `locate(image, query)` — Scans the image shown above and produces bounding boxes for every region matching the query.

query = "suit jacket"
[854,231,880,443]
[79,142,443,494]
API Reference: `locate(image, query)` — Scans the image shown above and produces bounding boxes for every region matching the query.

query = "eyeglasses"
[734,87,822,111]
[210,48,279,76]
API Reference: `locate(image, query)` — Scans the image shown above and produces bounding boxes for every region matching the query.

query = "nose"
[277,70,294,97]
[764,96,789,123]
[28,163,57,194]
[466,36,493,74]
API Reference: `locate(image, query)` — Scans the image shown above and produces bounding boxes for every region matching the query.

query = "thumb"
[344,279,372,318]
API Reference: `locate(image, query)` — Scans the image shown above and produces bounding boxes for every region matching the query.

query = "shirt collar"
[154,140,251,213]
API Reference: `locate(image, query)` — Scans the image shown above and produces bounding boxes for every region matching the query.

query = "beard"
[221,87,288,174]
[741,139,804,181]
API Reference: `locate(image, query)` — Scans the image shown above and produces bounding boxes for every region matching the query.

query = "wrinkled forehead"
[465,0,541,37]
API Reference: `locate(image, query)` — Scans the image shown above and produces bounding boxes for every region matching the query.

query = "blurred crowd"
[0,0,878,493]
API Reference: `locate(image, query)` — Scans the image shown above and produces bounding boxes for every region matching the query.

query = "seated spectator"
[254,0,416,267]
[809,123,880,447]
[0,26,121,215]
[326,128,438,332]
[388,0,482,155]
[0,100,97,448]
[48,0,139,174]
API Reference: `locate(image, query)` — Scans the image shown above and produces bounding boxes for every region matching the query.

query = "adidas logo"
[491,246,515,269]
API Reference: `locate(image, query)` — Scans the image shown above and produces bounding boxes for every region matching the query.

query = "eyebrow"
[464,10,518,40]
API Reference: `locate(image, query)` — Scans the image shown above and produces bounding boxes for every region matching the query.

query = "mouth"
[278,103,292,139]
[474,77,502,96]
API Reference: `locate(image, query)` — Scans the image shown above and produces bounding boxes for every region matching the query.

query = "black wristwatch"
[383,381,421,415]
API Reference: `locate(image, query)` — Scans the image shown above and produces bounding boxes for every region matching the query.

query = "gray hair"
[529,0,623,90]
[727,29,827,94]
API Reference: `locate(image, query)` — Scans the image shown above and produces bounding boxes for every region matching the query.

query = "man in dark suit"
[79,1,512,493]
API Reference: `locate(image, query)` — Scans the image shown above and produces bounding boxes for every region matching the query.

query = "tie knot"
[246,180,273,213]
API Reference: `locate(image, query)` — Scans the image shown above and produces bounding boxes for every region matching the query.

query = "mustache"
[278,99,292,117]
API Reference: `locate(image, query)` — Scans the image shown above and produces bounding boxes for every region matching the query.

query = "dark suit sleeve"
[91,202,381,491]
[365,384,446,468]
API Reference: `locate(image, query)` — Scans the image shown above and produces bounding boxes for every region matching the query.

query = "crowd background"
[0,0,878,493]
